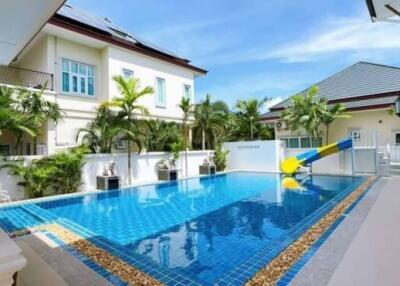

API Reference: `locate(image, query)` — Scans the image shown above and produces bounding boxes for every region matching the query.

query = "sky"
[67,0,400,109]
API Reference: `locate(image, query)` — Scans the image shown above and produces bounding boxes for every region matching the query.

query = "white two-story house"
[0,4,207,156]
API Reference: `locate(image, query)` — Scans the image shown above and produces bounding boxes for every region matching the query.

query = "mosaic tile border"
[35,223,163,286]
[276,175,376,286]
[245,176,376,286]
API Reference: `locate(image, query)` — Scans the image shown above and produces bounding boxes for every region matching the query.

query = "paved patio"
[291,176,400,286]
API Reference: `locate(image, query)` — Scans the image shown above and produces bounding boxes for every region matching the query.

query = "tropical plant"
[169,140,184,169]
[1,147,88,198]
[76,104,122,153]
[231,98,272,141]
[320,103,349,144]
[110,75,154,184]
[193,94,226,150]
[144,120,181,152]
[16,86,62,155]
[214,143,229,171]
[0,86,36,140]
[281,86,326,139]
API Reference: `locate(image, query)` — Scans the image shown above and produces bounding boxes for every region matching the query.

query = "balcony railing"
[0,66,53,90]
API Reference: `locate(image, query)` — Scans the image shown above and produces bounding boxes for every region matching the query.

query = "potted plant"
[156,159,177,181]
[156,142,182,181]
[199,156,216,175]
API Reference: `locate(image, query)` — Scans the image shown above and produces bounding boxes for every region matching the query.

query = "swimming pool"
[0,172,366,285]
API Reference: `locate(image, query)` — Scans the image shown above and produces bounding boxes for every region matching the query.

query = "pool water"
[0,172,364,285]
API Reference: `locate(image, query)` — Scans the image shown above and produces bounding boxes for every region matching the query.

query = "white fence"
[223,140,284,172]
[0,151,212,201]
[223,139,378,175]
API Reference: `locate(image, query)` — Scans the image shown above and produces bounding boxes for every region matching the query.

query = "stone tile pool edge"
[243,176,377,286]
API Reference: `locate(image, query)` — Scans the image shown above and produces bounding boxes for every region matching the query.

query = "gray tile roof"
[270,62,400,110]
[262,96,398,120]
[56,4,187,61]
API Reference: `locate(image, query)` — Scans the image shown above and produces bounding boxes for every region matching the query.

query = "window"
[289,138,299,148]
[183,84,192,100]
[300,137,311,148]
[155,77,166,107]
[0,145,10,156]
[122,69,134,80]
[61,59,95,96]
[395,132,400,146]
[25,143,31,156]
[283,137,322,149]
[311,137,323,148]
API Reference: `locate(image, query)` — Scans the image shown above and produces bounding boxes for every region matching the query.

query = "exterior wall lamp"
[395,97,400,117]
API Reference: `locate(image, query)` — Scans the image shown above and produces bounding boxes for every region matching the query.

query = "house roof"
[48,4,207,75]
[366,0,400,22]
[262,62,400,120]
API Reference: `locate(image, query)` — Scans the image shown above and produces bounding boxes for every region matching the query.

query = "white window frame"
[155,77,166,108]
[183,84,193,101]
[61,58,96,97]
[282,136,322,149]
[122,68,134,80]
[348,128,361,140]
[115,138,127,150]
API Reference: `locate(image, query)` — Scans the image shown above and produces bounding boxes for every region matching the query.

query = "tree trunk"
[202,130,206,150]
[33,137,37,155]
[325,124,329,145]
[127,139,132,185]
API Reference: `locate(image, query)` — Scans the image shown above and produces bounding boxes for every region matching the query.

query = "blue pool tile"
[0,172,367,286]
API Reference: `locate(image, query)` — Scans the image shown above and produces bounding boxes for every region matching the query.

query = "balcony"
[0,66,53,90]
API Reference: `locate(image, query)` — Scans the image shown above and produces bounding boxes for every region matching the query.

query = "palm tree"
[110,75,154,185]
[193,94,226,150]
[17,87,62,155]
[233,98,272,141]
[0,86,37,155]
[145,119,180,152]
[179,97,194,176]
[320,103,349,144]
[76,104,122,153]
[282,86,325,139]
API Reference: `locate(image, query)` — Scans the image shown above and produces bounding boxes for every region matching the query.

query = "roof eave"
[48,16,208,75]
[262,103,395,122]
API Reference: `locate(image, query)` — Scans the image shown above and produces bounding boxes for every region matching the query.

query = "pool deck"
[291,176,400,286]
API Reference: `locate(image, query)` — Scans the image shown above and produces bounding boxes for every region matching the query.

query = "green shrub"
[1,147,88,199]
[214,144,229,171]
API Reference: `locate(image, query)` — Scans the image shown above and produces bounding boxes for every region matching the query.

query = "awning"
[366,0,400,22]
[0,0,65,65]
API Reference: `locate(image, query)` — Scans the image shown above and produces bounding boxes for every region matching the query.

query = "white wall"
[0,151,212,201]
[223,140,283,172]
[107,46,195,122]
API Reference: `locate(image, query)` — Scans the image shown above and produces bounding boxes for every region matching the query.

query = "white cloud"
[266,16,400,63]
[213,13,400,64]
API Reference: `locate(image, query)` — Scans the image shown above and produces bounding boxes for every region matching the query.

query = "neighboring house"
[262,62,400,149]
[0,4,206,156]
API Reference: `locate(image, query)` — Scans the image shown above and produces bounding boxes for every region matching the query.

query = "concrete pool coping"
[290,176,400,286]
